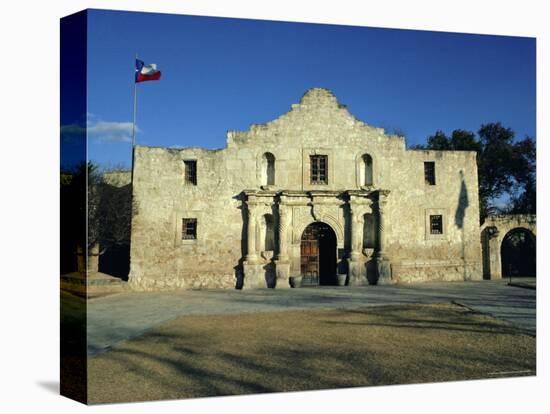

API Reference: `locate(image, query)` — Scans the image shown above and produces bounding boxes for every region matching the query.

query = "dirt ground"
[87,303,536,404]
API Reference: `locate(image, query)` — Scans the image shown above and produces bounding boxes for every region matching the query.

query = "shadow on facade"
[98,245,130,281]
[455,170,469,280]
[234,192,247,289]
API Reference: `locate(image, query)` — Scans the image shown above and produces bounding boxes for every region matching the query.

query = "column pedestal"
[347,258,367,286]
[274,259,291,288]
[376,255,394,285]
[243,260,265,289]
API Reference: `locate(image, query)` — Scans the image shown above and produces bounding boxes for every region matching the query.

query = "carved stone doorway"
[300,222,337,286]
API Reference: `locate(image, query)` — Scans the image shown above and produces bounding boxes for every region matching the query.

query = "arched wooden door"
[300,222,337,286]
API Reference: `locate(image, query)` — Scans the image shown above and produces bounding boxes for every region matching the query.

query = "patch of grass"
[87,303,535,404]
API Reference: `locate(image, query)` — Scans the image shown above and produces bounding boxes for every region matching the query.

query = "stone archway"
[480,215,536,280]
[300,222,337,286]
[501,228,536,278]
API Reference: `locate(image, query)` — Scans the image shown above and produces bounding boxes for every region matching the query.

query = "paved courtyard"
[81,279,536,355]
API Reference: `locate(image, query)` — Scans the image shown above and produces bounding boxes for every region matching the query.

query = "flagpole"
[132,53,138,148]
[131,54,137,182]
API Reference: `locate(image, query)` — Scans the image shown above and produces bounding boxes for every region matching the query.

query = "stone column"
[347,203,368,286]
[350,208,364,261]
[274,203,291,288]
[76,243,99,276]
[376,191,394,284]
[245,203,259,263]
[277,205,289,261]
[88,243,100,274]
[243,201,264,288]
[76,245,86,276]
[487,227,501,280]
[377,198,387,257]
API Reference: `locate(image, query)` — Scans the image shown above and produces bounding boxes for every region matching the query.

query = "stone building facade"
[128,88,483,291]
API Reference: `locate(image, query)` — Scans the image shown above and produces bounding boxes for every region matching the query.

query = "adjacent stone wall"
[129,88,483,290]
[480,214,536,279]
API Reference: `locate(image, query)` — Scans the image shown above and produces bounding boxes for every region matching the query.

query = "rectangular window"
[182,218,197,240]
[430,215,443,234]
[310,155,328,184]
[184,160,197,185]
[424,161,436,185]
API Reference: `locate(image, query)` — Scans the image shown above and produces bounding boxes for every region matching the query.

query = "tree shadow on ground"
[87,304,536,404]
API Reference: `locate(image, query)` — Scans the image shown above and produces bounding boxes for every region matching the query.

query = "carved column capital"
[349,204,372,219]
[246,201,260,218]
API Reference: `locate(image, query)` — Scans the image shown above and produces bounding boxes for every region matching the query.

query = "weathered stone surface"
[129,88,483,290]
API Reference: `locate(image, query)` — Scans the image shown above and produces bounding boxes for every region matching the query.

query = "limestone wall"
[129,88,482,290]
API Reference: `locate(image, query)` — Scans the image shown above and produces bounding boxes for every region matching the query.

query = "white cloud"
[60,123,85,143]
[60,114,140,144]
[88,120,134,143]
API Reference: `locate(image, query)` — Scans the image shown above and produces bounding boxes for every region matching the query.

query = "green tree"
[506,136,536,214]
[426,130,452,150]
[450,129,481,152]
[88,165,134,254]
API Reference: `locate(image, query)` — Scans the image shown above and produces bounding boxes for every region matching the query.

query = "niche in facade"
[261,152,275,186]
[359,154,373,186]
[263,214,275,252]
[363,213,376,251]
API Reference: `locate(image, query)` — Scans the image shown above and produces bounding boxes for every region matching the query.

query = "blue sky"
[80,9,536,169]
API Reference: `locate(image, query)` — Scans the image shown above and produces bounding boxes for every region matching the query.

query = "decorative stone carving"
[287,191,346,245]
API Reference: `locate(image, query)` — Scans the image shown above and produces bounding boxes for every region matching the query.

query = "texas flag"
[135,59,161,83]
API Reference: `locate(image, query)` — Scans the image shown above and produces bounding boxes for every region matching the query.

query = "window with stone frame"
[182,218,197,240]
[430,215,443,234]
[184,160,197,185]
[310,155,328,184]
[424,161,436,185]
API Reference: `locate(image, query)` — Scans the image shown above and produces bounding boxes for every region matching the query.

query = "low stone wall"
[392,261,482,283]
[128,273,235,291]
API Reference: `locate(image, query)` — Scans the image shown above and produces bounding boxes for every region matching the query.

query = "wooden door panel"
[301,226,320,285]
